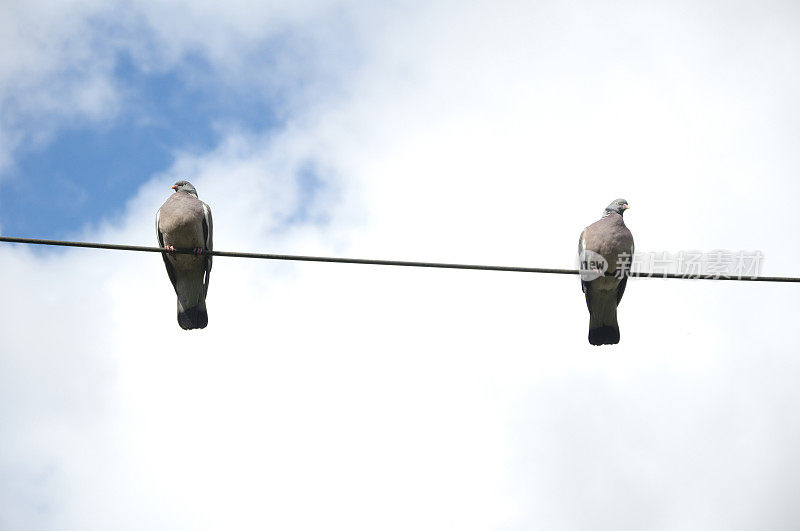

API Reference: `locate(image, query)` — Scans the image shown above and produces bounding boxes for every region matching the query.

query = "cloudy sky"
[1,1,799,529]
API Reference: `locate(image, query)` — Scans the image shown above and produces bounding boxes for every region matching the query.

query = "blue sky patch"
[0,51,281,239]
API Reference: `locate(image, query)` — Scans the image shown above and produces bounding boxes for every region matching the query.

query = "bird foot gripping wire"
[161,245,204,255]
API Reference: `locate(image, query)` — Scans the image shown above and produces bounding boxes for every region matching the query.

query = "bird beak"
[171,185,178,190]
[624,204,629,209]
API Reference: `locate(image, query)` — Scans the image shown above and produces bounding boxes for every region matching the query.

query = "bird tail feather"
[177,300,208,330]
[588,326,620,345]
[588,293,619,345]
[174,270,208,330]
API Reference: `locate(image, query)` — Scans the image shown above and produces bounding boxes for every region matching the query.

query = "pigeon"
[156,180,213,330]
[578,198,634,345]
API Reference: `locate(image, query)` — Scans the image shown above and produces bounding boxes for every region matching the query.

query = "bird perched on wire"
[578,198,634,345]
[156,180,213,330]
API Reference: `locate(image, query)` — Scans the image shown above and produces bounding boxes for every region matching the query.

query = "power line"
[1,235,798,282]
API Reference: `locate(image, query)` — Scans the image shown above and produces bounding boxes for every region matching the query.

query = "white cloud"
[0,0,362,177]
[2,1,800,530]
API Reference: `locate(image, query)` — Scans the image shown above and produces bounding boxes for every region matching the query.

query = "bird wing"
[201,201,213,296]
[578,229,592,311]
[156,208,178,293]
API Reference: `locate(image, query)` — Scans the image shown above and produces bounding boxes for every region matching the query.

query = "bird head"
[604,198,629,216]
[171,180,199,197]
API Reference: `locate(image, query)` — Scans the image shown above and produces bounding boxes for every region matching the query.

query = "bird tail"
[173,269,209,330]
[588,325,619,345]
[177,299,208,330]
[588,294,619,345]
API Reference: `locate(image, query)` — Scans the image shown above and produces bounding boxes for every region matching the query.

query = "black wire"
[1,236,797,282]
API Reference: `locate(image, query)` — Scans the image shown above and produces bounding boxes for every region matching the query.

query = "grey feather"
[578,199,634,345]
[156,180,213,330]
